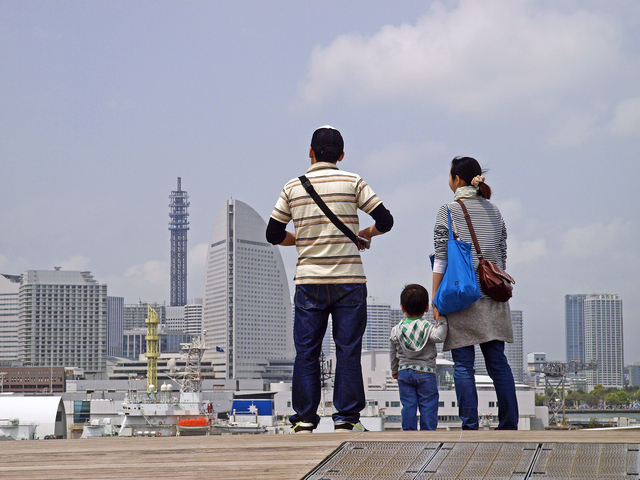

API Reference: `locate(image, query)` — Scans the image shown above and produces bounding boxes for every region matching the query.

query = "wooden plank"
[0,429,639,480]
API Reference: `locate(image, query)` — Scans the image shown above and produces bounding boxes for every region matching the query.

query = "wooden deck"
[0,429,639,480]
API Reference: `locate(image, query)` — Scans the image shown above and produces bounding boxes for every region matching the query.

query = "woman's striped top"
[433,197,508,298]
[271,162,382,285]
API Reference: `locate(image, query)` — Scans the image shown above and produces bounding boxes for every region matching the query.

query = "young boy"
[390,284,448,430]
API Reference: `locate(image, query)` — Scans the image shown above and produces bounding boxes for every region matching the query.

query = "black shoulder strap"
[298,175,362,249]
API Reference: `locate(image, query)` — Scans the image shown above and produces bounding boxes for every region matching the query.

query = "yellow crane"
[145,305,160,393]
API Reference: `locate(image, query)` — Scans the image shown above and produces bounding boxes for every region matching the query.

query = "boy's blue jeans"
[290,283,367,427]
[397,369,439,430]
[451,340,519,430]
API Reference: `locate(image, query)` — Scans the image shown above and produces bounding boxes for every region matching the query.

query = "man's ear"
[309,147,317,164]
[337,152,345,163]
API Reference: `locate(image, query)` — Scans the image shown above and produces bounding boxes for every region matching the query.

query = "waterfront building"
[583,293,624,389]
[201,199,292,379]
[106,296,124,357]
[0,274,20,362]
[629,362,640,388]
[18,269,107,373]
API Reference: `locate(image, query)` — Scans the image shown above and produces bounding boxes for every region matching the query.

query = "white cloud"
[611,97,640,136]
[493,198,523,223]
[561,219,632,258]
[299,0,623,115]
[362,141,447,175]
[104,260,169,303]
[507,237,547,267]
[51,255,91,271]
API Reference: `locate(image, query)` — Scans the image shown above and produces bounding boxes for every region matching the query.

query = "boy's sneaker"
[290,422,314,434]
[334,421,368,432]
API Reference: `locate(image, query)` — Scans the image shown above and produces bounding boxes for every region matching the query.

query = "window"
[438,401,444,407]
[451,401,456,407]
[489,401,496,408]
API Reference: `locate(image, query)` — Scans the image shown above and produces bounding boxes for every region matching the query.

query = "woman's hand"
[432,305,440,321]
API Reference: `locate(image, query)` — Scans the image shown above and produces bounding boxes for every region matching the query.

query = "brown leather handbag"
[456,200,515,302]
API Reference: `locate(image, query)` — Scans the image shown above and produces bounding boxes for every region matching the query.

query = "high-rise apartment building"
[18,269,107,373]
[583,294,624,389]
[106,296,124,357]
[565,293,624,390]
[0,274,20,363]
[202,199,292,379]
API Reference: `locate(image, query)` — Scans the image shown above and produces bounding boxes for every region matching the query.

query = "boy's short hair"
[400,284,429,318]
[311,126,344,163]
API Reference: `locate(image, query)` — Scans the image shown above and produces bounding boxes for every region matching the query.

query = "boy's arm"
[426,317,448,344]
[389,338,399,379]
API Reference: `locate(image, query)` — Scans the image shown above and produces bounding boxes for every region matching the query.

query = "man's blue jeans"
[397,369,439,430]
[451,340,519,430]
[290,283,367,427]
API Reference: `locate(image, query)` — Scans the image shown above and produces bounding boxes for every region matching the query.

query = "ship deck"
[0,429,639,480]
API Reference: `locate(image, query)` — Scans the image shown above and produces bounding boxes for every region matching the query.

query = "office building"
[629,362,640,388]
[122,329,193,359]
[202,199,292,379]
[583,294,624,389]
[18,269,107,373]
[0,274,20,363]
[165,305,185,331]
[106,296,124,357]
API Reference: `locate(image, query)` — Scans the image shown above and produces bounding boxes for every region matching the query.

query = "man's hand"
[392,373,398,380]
[358,225,382,241]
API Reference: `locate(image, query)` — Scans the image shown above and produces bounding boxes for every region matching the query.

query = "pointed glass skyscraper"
[202,199,292,379]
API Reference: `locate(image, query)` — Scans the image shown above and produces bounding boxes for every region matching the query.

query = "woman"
[432,156,518,430]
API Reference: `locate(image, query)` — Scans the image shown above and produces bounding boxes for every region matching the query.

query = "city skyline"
[1,2,639,363]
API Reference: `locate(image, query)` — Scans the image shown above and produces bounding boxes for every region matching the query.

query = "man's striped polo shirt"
[271,162,382,285]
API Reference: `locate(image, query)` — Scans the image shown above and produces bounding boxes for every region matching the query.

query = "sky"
[1,0,639,363]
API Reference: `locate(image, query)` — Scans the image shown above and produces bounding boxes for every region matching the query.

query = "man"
[266,125,393,433]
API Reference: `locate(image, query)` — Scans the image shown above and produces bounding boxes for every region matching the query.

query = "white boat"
[118,339,213,437]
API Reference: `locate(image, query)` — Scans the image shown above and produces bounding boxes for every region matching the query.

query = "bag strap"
[455,199,484,259]
[298,175,363,249]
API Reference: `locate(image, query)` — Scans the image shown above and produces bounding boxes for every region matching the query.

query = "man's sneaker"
[290,422,314,434]
[334,421,368,432]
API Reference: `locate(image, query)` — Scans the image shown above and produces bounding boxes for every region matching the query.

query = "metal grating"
[303,442,640,480]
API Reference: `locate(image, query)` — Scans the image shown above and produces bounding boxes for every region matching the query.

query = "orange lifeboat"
[177,417,209,427]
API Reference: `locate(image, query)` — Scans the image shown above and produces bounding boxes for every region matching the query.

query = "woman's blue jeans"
[451,340,519,430]
[290,283,367,427]
[397,369,439,430]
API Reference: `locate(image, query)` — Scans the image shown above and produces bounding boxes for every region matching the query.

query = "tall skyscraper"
[363,297,392,351]
[106,296,124,357]
[169,177,189,306]
[18,269,107,373]
[583,294,624,389]
[202,199,292,379]
[0,274,20,363]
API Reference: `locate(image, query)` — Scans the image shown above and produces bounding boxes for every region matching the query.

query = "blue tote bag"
[432,206,481,315]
